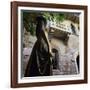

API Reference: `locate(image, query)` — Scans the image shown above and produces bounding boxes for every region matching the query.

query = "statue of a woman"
[24,16,52,77]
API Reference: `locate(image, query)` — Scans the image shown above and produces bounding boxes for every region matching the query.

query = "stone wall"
[22,19,80,76]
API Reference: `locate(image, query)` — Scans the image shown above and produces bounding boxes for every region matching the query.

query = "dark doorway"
[76,55,79,72]
[52,48,59,69]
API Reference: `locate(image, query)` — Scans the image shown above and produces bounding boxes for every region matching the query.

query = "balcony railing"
[48,20,79,36]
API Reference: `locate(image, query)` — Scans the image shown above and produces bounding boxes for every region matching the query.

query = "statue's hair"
[36,16,47,26]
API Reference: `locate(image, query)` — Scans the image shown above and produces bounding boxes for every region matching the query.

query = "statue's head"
[36,16,47,38]
[36,16,47,27]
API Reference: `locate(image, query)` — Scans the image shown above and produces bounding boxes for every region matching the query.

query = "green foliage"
[55,13,65,22]
[23,12,37,36]
[43,12,65,22]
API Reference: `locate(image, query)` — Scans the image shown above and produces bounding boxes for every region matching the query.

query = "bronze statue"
[24,16,52,77]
